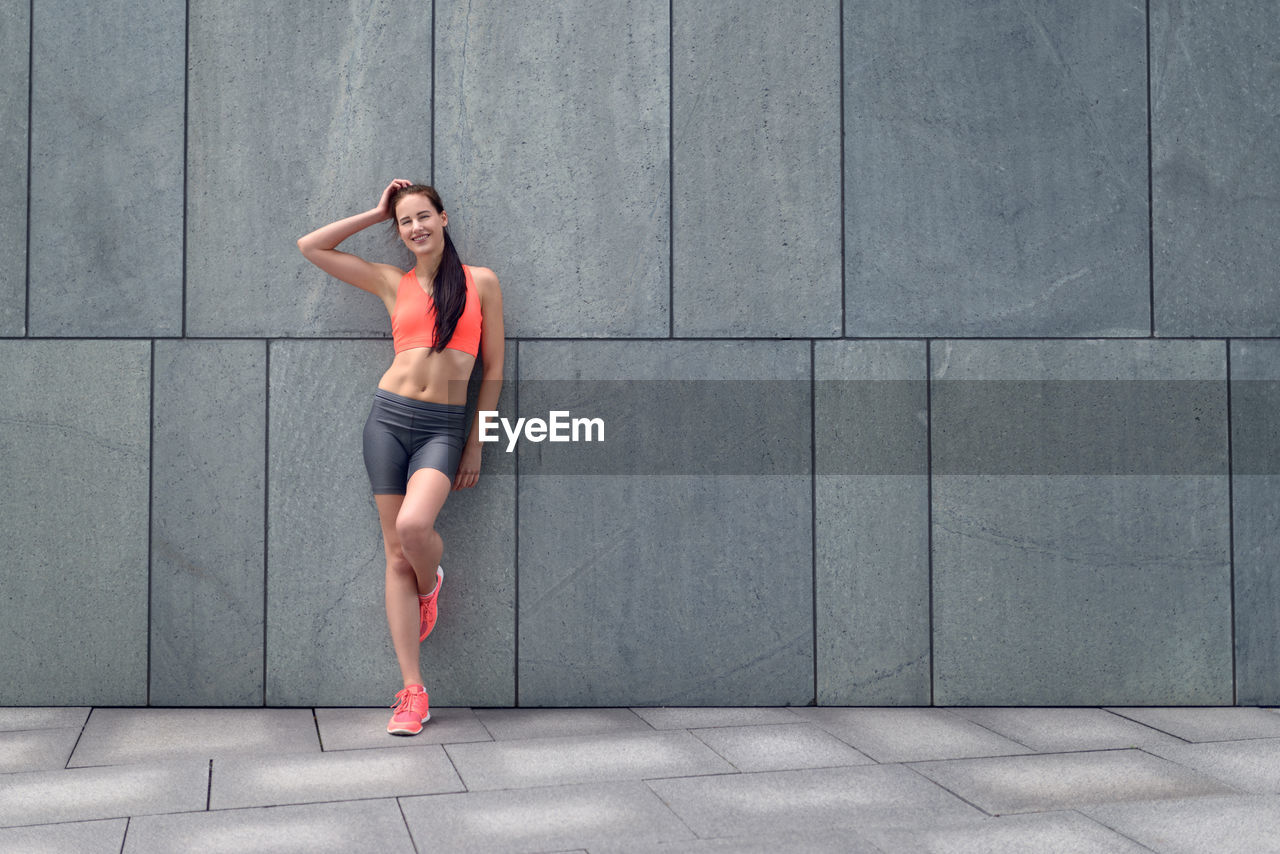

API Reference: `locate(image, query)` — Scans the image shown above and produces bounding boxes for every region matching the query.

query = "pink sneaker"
[418,566,443,642]
[387,685,430,735]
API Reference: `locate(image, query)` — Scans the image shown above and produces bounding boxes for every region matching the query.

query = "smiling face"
[394,193,448,257]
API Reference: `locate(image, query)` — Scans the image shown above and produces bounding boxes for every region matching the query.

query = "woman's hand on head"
[377,179,414,221]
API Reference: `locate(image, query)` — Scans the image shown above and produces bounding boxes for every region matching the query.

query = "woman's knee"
[386,552,415,578]
[395,513,439,552]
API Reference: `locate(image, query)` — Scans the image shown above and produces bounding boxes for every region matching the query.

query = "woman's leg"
[374,493,426,688]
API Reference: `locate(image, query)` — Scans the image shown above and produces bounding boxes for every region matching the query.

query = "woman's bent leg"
[375,493,425,689]
[396,467,453,593]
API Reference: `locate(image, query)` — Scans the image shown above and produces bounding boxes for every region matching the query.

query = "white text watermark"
[478,410,605,452]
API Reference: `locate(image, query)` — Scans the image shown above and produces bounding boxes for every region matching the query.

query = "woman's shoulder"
[463,265,500,292]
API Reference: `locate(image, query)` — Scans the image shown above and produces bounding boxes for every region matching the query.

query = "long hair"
[389,184,466,354]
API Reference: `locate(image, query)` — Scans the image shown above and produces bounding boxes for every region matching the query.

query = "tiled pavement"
[3,706,1280,852]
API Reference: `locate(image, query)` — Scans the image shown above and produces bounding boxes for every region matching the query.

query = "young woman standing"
[298,179,504,734]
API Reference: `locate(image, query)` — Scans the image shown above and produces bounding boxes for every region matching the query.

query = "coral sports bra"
[391,263,483,357]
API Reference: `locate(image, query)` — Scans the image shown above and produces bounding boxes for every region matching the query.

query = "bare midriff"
[377,346,476,404]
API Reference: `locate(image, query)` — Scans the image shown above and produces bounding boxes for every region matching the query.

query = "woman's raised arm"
[297,179,412,301]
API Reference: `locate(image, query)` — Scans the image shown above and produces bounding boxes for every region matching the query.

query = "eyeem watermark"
[478,410,605,452]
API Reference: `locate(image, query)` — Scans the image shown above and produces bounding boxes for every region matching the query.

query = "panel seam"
[926,339,935,705]
[1146,0,1155,337]
[1226,339,1236,704]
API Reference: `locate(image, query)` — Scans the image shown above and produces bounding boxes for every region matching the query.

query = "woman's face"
[395,194,447,256]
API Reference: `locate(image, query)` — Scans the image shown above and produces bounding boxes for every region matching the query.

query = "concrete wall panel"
[930,340,1231,705]
[0,0,28,336]
[815,341,929,705]
[1152,1,1280,335]
[672,0,841,337]
[844,1,1148,337]
[150,340,266,706]
[516,341,812,706]
[28,0,183,336]
[1230,341,1280,704]
[0,341,150,704]
[434,0,669,338]
[186,0,432,337]
[265,341,515,706]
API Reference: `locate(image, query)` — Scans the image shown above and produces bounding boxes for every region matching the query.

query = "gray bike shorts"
[363,389,467,494]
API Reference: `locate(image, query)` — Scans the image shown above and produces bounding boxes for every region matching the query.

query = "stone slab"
[1230,341,1280,704]
[930,339,1231,705]
[844,0,1148,336]
[314,706,492,751]
[594,830,877,854]
[1084,794,1280,854]
[434,0,669,337]
[474,708,652,741]
[864,810,1151,854]
[912,749,1236,815]
[672,0,840,337]
[950,707,1184,753]
[0,0,27,335]
[793,708,1032,763]
[0,760,207,827]
[690,722,875,773]
[151,340,266,705]
[1106,707,1280,742]
[0,818,128,854]
[648,764,985,839]
[517,340,812,706]
[815,341,930,704]
[186,0,430,337]
[1152,1,1280,335]
[0,341,150,705]
[0,708,89,732]
[630,708,803,731]
[1144,737,1280,794]
[123,798,414,854]
[399,781,695,852]
[444,730,734,791]
[266,340,515,707]
[28,0,183,335]
[209,744,463,809]
[67,709,319,767]
[0,727,81,774]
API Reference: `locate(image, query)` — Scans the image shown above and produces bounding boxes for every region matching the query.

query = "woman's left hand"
[453,442,482,490]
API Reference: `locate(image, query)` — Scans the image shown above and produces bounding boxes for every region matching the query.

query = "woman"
[297,179,504,735]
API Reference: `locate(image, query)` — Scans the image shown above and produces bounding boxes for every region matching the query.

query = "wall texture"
[2,0,1279,707]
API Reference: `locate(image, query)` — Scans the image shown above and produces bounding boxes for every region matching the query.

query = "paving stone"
[1084,794,1280,854]
[690,723,875,773]
[815,341,930,704]
[209,744,462,809]
[630,708,803,731]
[151,340,265,706]
[0,0,26,335]
[314,706,491,751]
[594,829,876,853]
[0,818,127,854]
[844,0,1148,336]
[1152,1,1280,336]
[671,0,841,337]
[435,0,669,337]
[864,810,1151,854]
[648,764,984,839]
[950,707,1185,752]
[0,728,81,774]
[399,781,695,852]
[444,730,734,791]
[67,709,319,767]
[186,0,429,337]
[912,749,1236,815]
[123,798,413,854]
[1107,707,1280,742]
[0,341,151,705]
[1141,737,1280,794]
[0,708,89,733]
[474,708,651,741]
[792,708,1032,762]
[29,0,183,335]
[0,760,207,827]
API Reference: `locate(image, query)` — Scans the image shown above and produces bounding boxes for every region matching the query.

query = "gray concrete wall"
[3,0,1278,707]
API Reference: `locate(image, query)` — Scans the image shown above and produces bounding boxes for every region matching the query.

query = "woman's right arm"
[296,179,411,301]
